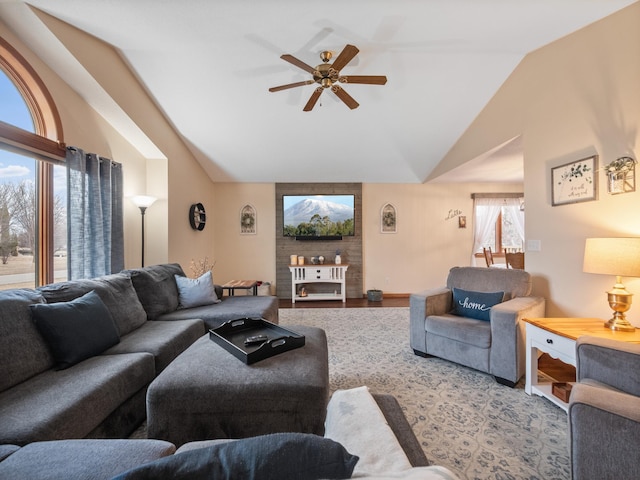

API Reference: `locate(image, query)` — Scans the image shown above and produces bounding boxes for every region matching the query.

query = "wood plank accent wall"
[275,183,363,299]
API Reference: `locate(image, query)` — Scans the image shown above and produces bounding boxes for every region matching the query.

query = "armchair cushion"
[451,288,504,321]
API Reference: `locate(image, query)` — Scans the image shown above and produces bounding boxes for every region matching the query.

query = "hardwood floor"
[278,296,410,309]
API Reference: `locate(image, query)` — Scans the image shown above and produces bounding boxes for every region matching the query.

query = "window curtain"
[66,147,124,280]
[471,197,503,266]
[504,198,525,250]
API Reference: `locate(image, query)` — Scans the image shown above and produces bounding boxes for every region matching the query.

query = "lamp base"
[605,288,636,331]
[604,316,636,332]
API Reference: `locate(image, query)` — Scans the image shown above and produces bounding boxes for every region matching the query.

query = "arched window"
[0,37,66,289]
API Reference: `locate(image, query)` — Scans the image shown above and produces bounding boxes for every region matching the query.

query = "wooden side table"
[523,317,640,411]
[222,280,258,296]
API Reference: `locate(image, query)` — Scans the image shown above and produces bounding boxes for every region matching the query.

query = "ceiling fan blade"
[331,85,359,110]
[303,88,324,112]
[280,54,316,74]
[339,75,387,85]
[330,44,359,72]
[269,80,315,92]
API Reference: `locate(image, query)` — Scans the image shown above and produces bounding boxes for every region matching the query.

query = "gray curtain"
[66,147,124,280]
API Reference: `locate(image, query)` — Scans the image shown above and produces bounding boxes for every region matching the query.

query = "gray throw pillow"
[175,271,221,309]
[111,433,359,480]
[30,290,120,370]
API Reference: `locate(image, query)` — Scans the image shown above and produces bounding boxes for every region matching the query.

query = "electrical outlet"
[384,277,390,285]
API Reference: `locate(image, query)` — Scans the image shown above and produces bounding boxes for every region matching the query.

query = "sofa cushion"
[112,433,358,480]
[0,444,19,462]
[157,295,279,330]
[37,273,147,336]
[446,266,532,299]
[125,264,185,319]
[0,352,155,445]
[174,271,220,309]
[0,289,53,393]
[30,290,121,370]
[0,439,175,480]
[451,288,504,321]
[103,319,205,373]
[426,314,492,349]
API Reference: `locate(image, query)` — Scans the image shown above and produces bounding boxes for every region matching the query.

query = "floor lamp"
[131,195,157,267]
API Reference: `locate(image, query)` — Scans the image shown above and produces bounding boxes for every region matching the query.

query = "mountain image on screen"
[284,198,354,236]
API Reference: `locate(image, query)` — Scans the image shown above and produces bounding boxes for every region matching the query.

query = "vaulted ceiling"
[0,0,635,183]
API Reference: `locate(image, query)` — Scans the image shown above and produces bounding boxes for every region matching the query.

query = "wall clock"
[189,203,206,231]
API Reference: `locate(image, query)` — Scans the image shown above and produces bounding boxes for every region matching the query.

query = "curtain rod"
[471,192,523,199]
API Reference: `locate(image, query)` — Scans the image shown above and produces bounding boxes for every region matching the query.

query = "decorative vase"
[335,254,341,265]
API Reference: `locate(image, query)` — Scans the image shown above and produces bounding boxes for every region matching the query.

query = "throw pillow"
[30,290,120,370]
[112,433,359,480]
[451,288,505,321]
[174,271,220,309]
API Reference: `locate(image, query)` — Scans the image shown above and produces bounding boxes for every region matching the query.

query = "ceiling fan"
[269,44,387,111]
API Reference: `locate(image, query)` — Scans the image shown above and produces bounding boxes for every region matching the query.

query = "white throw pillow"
[175,271,221,309]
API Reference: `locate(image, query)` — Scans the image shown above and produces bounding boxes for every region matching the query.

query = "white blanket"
[324,386,413,476]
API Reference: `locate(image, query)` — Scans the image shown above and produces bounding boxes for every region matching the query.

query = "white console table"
[289,264,348,303]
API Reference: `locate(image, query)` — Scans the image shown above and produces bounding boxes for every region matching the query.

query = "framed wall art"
[551,155,598,206]
[381,203,397,233]
[240,204,256,234]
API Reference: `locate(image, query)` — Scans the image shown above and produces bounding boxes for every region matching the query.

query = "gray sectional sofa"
[0,263,279,446]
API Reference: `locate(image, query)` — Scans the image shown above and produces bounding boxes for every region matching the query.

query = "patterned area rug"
[279,307,570,480]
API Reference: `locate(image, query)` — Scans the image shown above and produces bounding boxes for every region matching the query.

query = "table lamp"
[583,237,640,331]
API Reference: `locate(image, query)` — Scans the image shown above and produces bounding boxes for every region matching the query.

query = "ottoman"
[146,326,329,446]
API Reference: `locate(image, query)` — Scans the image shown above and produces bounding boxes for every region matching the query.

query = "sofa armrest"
[488,296,546,383]
[569,383,640,480]
[409,288,450,353]
[576,336,640,396]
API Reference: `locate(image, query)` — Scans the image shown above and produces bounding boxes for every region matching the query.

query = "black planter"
[367,290,383,302]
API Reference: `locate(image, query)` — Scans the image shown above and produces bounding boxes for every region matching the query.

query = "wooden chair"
[483,247,494,267]
[505,252,525,269]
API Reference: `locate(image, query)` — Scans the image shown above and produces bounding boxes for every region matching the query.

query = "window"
[0,37,66,290]
[472,194,525,260]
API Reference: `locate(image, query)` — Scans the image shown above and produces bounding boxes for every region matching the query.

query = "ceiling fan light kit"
[269,44,387,111]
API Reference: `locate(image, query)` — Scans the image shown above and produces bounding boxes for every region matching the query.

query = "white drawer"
[527,324,576,363]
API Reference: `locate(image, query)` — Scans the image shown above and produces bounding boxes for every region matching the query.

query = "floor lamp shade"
[583,237,640,331]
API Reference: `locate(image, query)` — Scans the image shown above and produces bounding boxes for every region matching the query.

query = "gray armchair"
[569,336,640,480]
[409,266,545,386]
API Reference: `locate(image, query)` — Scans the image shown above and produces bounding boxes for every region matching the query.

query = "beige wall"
[212,182,521,294]
[438,3,640,325]
[1,15,217,273]
[213,183,276,288]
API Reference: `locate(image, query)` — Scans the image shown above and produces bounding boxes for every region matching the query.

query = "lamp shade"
[131,195,157,209]
[583,237,640,277]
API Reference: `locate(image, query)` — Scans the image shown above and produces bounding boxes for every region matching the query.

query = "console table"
[523,317,640,411]
[289,264,348,303]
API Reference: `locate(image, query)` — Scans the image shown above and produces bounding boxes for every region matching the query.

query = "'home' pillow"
[112,432,359,480]
[30,290,120,369]
[451,288,504,321]
[175,271,221,309]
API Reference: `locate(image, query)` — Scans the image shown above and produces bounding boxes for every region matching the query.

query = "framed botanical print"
[381,203,397,233]
[240,204,256,234]
[551,155,598,206]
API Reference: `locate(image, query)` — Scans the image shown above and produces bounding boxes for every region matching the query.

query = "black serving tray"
[209,317,305,364]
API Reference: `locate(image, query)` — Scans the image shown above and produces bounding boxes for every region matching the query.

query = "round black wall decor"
[189,203,206,231]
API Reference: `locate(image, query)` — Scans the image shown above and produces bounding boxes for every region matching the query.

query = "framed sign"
[551,155,598,206]
[240,204,256,234]
[381,203,397,233]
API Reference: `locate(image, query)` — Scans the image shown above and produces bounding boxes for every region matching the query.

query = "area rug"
[279,307,570,480]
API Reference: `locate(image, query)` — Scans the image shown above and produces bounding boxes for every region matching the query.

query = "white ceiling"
[0,0,635,183]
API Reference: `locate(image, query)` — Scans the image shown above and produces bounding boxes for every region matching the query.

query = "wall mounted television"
[283,194,355,240]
